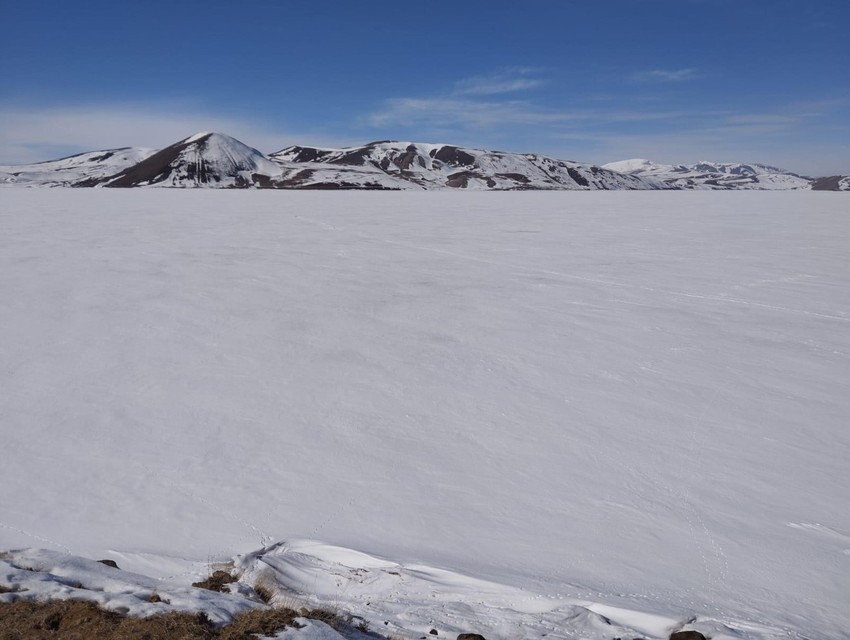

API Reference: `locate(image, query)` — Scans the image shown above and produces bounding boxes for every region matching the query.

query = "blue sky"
[2,0,848,174]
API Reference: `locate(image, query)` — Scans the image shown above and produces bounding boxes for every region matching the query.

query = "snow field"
[1,190,848,639]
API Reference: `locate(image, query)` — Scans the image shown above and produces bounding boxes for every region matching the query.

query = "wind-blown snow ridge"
[185,131,214,144]
[0,543,797,640]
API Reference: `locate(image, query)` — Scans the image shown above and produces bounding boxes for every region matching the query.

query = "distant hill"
[601,158,825,190]
[0,147,155,187]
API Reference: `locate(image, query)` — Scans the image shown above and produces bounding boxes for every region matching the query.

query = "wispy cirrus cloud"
[365,66,555,131]
[453,67,546,96]
[366,66,712,136]
[367,95,700,132]
[631,68,699,83]
[367,97,586,130]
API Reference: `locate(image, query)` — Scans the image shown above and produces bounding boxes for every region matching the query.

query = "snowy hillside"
[810,175,850,191]
[2,190,848,639]
[269,141,663,190]
[103,132,283,188]
[603,158,812,190]
[0,147,154,187]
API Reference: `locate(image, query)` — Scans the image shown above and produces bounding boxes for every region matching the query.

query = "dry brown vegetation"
[0,599,350,640]
[191,571,238,593]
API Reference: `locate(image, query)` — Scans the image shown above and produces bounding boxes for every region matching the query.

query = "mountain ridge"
[266,139,661,191]
[601,157,823,190]
[1,132,847,190]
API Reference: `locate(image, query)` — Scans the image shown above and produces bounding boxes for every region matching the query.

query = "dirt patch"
[87,152,116,163]
[327,145,375,166]
[446,171,471,188]
[283,146,333,163]
[432,146,475,167]
[391,145,421,171]
[566,167,589,187]
[446,171,497,188]
[495,172,530,184]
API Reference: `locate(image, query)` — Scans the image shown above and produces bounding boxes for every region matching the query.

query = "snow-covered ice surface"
[1,190,849,639]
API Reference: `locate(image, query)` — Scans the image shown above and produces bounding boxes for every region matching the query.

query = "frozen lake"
[1,189,848,638]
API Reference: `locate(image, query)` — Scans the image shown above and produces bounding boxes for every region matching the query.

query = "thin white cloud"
[724,113,798,126]
[0,104,347,164]
[368,96,699,131]
[631,68,698,83]
[367,97,588,130]
[454,67,546,96]
[367,66,709,134]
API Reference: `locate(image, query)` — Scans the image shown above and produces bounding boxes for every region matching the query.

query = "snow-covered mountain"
[602,158,813,190]
[0,133,663,190]
[103,132,283,188]
[4,134,846,190]
[267,140,663,190]
[0,147,154,187]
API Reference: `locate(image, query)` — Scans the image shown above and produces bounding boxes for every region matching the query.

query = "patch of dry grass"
[220,608,301,639]
[0,600,215,640]
[0,599,307,640]
[192,571,238,593]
